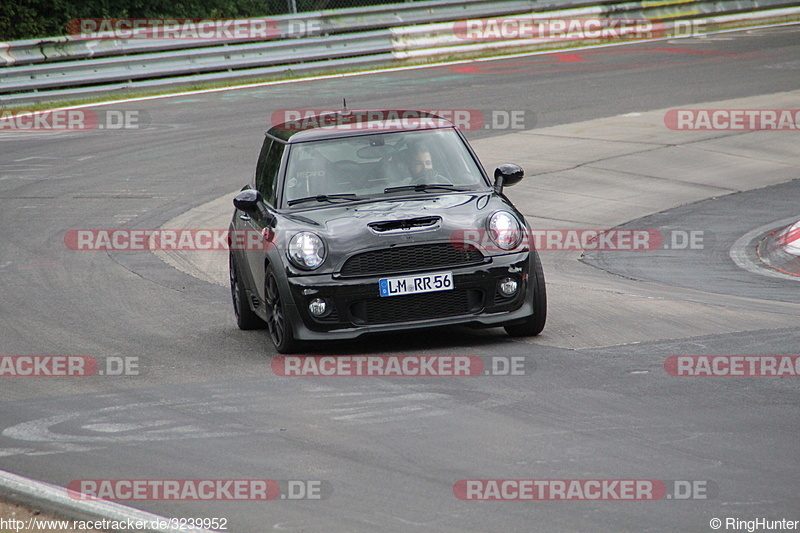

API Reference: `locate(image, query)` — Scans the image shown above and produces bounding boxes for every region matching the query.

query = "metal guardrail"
[0,31,395,93]
[390,0,800,55]
[7,0,786,67]
[0,0,566,67]
[1,0,799,105]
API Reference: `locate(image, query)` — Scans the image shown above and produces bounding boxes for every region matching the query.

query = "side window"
[255,138,284,206]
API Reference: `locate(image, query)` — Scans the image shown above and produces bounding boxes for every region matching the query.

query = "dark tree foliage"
[0,0,401,41]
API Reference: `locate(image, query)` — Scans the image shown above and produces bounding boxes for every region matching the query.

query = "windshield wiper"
[384,184,470,194]
[287,194,364,206]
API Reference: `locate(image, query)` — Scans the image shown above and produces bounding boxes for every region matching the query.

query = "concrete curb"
[757,220,800,277]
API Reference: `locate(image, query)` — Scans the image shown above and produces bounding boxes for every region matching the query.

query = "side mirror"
[494,164,524,193]
[233,189,263,215]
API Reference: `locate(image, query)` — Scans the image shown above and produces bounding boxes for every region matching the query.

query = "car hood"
[276,192,526,274]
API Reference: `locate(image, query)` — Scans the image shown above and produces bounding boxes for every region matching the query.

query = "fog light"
[308,298,328,317]
[499,278,518,297]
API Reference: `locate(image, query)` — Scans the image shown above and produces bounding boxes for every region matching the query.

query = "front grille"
[340,243,484,277]
[350,289,483,325]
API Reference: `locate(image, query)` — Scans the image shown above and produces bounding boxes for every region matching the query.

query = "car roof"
[267,109,456,143]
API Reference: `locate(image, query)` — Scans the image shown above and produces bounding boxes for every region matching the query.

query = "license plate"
[379,271,453,297]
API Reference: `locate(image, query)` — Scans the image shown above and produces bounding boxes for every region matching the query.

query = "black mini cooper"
[229,110,546,353]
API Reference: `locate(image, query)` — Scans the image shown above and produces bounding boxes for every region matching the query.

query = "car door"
[240,136,284,305]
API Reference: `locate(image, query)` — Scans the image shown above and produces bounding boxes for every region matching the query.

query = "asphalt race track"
[1,27,799,532]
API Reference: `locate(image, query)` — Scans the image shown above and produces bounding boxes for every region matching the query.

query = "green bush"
[0,0,404,41]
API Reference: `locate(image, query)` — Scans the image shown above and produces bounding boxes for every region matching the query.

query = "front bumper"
[282,251,533,341]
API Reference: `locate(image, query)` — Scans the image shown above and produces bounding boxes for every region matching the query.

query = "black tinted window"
[255,138,284,206]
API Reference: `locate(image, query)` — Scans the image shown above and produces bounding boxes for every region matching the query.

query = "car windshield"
[282,129,487,206]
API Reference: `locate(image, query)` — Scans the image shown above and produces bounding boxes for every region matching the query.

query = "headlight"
[287,232,326,269]
[487,211,522,250]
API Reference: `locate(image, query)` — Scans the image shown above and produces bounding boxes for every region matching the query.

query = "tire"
[229,252,266,331]
[264,266,300,354]
[504,249,547,337]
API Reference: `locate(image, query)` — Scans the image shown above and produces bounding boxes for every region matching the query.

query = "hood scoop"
[368,216,441,234]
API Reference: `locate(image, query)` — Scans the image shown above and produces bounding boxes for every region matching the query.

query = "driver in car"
[405,142,449,184]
